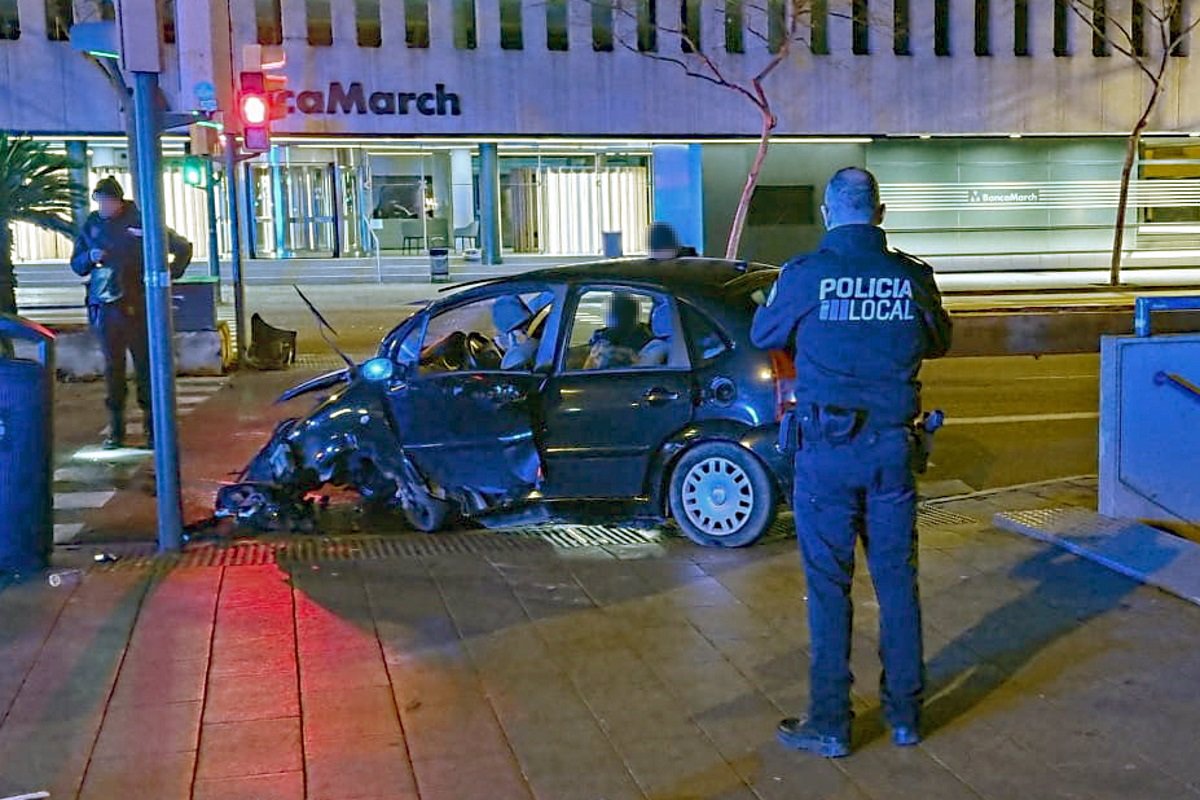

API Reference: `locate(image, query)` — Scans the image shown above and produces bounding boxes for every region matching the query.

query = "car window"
[564,288,686,372]
[680,304,731,363]
[419,291,552,373]
[394,323,424,366]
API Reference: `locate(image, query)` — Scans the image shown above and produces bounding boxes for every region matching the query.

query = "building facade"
[3,0,1200,273]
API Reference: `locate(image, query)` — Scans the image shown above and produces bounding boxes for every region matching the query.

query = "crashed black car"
[217,258,796,547]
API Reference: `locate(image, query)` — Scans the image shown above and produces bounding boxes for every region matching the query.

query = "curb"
[948,308,1200,357]
[920,474,1097,506]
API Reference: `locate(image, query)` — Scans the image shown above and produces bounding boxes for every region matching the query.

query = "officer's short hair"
[824,168,880,225]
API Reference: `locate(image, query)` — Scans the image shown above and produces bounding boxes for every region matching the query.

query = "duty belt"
[777,405,945,467]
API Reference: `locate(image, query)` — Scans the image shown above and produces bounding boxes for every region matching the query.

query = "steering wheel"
[420,331,469,371]
[465,332,502,370]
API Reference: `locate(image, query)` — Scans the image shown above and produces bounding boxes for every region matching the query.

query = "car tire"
[669,441,777,548]
[403,493,451,533]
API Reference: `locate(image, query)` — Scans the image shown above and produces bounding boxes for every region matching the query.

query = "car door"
[387,286,561,501]
[539,285,695,499]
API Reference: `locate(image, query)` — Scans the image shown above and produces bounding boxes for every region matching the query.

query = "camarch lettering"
[276,82,462,117]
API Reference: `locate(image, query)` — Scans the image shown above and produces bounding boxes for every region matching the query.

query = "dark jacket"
[751,224,953,428]
[70,202,193,309]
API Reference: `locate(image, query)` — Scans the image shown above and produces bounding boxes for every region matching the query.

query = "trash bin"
[602,231,623,259]
[172,276,219,332]
[429,247,450,283]
[0,316,55,575]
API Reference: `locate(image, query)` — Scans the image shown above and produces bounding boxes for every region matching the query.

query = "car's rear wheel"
[669,441,776,548]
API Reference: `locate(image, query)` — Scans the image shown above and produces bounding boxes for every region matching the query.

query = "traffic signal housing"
[182,156,206,188]
[238,45,287,153]
[239,71,271,152]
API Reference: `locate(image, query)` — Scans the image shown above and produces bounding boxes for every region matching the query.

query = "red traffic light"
[241,94,268,126]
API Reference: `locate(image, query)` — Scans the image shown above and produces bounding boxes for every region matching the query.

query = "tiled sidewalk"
[4,480,1200,800]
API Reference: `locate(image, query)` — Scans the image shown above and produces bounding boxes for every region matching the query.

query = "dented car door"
[384,285,564,506]
[390,370,544,500]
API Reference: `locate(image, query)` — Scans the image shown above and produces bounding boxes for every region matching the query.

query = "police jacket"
[750,224,952,428]
[69,202,193,308]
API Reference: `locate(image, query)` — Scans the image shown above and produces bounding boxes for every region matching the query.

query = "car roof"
[443,257,778,302]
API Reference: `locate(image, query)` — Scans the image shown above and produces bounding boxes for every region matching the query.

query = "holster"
[910,410,945,474]
[777,409,800,455]
[798,404,866,447]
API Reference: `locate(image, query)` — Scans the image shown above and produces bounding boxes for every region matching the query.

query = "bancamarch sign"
[275,82,462,117]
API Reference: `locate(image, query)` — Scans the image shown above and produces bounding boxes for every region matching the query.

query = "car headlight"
[361,357,395,382]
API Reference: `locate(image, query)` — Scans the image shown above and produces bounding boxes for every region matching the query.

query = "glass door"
[338,164,366,257]
[247,163,339,258]
[282,165,337,257]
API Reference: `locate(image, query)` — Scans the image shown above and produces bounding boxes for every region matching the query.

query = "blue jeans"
[792,425,923,737]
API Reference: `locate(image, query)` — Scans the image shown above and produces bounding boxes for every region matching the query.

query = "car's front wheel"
[403,492,451,533]
[669,441,777,548]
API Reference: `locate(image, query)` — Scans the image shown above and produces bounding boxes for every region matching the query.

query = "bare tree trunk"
[726,111,774,260]
[0,223,16,316]
[1110,125,1142,286]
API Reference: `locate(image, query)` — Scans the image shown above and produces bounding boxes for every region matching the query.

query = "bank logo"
[967,188,1040,204]
[818,276,916,322]
[276,81,462,117]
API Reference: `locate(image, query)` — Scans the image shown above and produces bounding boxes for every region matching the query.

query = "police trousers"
[90,302,151,419]
[792,424,923,737]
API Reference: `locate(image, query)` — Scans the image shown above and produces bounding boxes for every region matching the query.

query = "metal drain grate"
[507,525,661,548]
[281,533,553,561]
[83,524,662,570]
[917,506,979,529]
[294,353,373,370]
[758,506,976,544]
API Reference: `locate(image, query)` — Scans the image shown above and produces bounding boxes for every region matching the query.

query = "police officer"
[70,177,192,449]
[751,167,952,757]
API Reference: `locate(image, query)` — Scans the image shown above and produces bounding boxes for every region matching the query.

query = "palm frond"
[15,210,78,238]
[0,133,87,239]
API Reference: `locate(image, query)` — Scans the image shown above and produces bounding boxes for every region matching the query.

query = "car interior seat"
[491,295,538,370]
[637,301,673,367]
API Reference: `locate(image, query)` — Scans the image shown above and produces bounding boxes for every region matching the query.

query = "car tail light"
[769,350,796,422]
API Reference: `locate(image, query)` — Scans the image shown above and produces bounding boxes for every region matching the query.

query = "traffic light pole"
[223,132,248,363]
[131,70,183,553]
[204,159,222,293]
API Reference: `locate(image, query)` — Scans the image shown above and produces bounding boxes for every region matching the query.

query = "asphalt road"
[49,353,1101,520]
[920,353,1099,492]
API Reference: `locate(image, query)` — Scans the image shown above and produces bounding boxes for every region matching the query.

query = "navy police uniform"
[751,223,951,743]
[70,198,192,446]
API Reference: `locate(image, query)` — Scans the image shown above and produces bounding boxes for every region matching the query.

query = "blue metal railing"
[1155,371,1200,404]
[1134,296,1200,337]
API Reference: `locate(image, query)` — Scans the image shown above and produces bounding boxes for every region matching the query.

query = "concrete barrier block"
[174,330,225,376]
[12,324,227,380]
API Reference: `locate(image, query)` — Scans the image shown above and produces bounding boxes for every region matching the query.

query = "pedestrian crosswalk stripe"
[54,466,94,483]
[54,523,85,543]
[54,491,115,511]
[178,376,229,386]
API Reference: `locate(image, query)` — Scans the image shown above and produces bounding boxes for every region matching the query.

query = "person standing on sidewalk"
[70,177,192,449]
[750,167,952,757]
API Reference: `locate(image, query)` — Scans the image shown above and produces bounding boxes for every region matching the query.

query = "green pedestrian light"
[182,156,206,188]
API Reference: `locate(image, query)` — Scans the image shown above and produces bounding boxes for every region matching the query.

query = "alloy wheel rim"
[681,456,754,536]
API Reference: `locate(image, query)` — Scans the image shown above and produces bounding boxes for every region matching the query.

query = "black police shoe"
[776,717,850,758]
[892,725,921,747]
[102,435,124,450]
